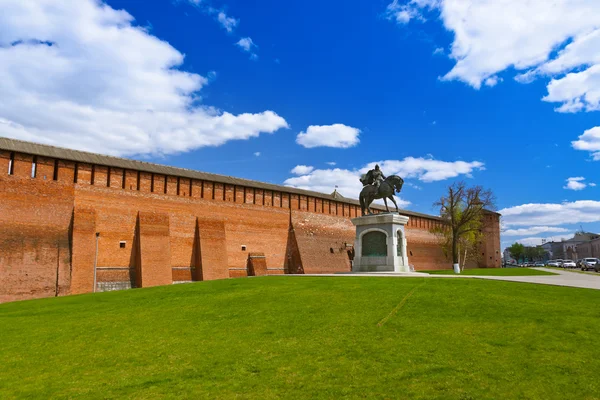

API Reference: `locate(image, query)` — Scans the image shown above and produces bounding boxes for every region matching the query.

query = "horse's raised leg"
[389,195,400,214]
[383,197,390,213]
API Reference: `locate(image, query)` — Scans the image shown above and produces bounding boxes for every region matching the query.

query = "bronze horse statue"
[359,175,404,216]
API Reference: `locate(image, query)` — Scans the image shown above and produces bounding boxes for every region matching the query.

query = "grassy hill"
[2,277,600,399]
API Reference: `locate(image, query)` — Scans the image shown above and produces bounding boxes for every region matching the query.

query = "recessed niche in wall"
[120,241,126,249]
[241,245,247,251]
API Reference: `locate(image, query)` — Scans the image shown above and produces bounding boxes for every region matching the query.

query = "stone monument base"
[351,213,410,273]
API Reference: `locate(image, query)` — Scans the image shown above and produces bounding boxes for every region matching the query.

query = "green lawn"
[2,277,599,399]
[427,268,558,276]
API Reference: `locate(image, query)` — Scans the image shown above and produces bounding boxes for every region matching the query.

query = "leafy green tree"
[434,181,495,268]
[508,243,525,263]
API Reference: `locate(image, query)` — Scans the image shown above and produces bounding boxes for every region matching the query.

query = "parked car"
[561,260,577,268]
[581,258,598,271]
[534,262,545,267]
[546,260,561,267]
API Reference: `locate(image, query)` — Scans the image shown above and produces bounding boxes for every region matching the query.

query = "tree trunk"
[452,234,459,264]
[452,234,460,274]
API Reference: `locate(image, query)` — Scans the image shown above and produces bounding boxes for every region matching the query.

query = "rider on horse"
[361,164,386,189]
[370,165,386,189]
[359,166,404,216]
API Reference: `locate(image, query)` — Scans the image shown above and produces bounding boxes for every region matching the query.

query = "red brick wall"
[479,212,502,268]
[0,150,10,174]
[0,175,74,302]
[247,253,268,276]
[405,224,450,271]
[291,211,355,274]
[71,207,97,295]
[36,156,55,180]
[0,149,501,302]
[138,211,172,287]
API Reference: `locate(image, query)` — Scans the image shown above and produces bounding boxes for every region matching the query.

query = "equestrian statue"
[359,165,404,216]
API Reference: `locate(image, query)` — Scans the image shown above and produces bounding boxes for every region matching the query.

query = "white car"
[561,260,576,268]
[581,258,598,271]
[546,260,561,267]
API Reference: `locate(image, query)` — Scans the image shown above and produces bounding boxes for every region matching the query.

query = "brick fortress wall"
[0,147,501,302]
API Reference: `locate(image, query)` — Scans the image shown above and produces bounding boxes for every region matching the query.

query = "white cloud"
[296,124,360,149]
[254,152,261,157]
[500,201,600,227]
[386,0,440,24]
[564,177,589,191]
[284,167,411,208]
[236,37,258,60]
[0,0,288,157]
[284,155,484,204]
[184,1,239,33]
[236,37,255,52]
[387,0,600,112]
[326,161,337,166]
[515,234,573,247]
[370,158,484,182]
[572,127,600,160]
[433,47,444,56]
[405,182,423,190]
[502,226,570,237]
[484,76,502,87]
[217,11,238,32]
[291,165,314,175]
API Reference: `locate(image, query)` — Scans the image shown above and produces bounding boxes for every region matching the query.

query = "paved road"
[445,268,600,290]
[306,268,600,290]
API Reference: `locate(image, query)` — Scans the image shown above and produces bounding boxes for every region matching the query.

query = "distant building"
[540,242,555,260]
[577,237,600,259]
[548,232,600,260]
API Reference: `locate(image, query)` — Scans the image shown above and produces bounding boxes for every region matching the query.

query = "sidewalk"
[299,268,600,290]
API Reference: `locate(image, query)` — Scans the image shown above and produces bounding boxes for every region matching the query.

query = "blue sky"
[1,0,599,251]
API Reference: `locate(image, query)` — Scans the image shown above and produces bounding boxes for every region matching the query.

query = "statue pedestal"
[351,213,410,273]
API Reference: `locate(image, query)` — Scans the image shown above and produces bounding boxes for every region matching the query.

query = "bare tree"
[434,181,496,270]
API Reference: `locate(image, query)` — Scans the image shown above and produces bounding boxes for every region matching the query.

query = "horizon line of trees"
[506,243,547,263]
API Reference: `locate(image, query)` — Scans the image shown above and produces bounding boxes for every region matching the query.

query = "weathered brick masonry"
[0,138,501,302]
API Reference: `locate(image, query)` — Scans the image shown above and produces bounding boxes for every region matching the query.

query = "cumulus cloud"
[386,0,600,113]
[236,37,258,60]
[184,1,239,33]
[284,167,411,208]
[386,0,440,24]
[564,177,593,191]
[236,37,255,52]
[291,165,315,175]
[515,234,574,247]
[499,201,600,227]
[0,0,288,157]
[502,226,570,237]
[296,124,360,149]
[371,158,484,182]
[484,76,502,88]
[284,155,484,204]
[572,127,600,160]
[217,11,238,32]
